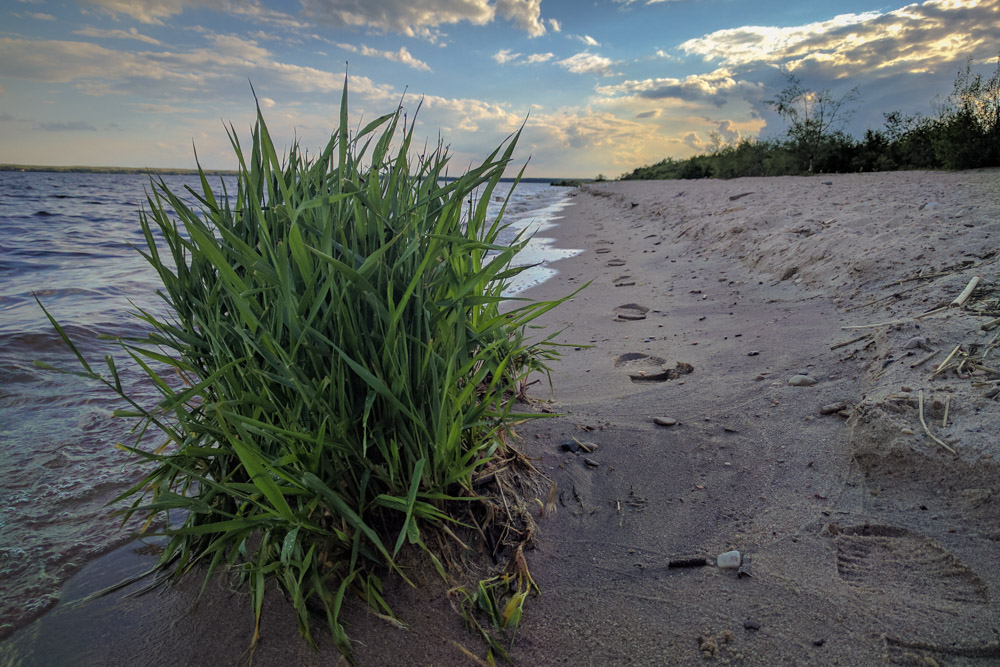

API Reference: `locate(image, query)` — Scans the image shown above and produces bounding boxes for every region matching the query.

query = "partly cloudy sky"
[1,0,997,177]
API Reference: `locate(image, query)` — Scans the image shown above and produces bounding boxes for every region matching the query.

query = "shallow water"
[0,171,577,638]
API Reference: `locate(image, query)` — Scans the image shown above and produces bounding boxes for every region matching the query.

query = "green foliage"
[765,73,861,173]
[621,57,1000,181]
[37,82,571,661]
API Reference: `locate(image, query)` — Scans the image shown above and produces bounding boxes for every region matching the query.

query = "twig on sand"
[830,333,873,350]
[845,284,925,312]
[843,306,950,330]
[911,349,939,368]
[843,318,913,330]
[942,396,951,428]
[981,316,1000,331]
[950,276,982,308]
[918,390,956,454]
[929,344,962,379]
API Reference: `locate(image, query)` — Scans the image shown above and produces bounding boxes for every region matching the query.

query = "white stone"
[717,550,741,569]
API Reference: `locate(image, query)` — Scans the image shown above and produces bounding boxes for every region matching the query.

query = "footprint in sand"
[613,353,693,383]
[614,352,665,368]
[832,524,988,604]
[614,275,636,287]
[607,259,627,267]
[595,248,611,254]
[614,303,649,320]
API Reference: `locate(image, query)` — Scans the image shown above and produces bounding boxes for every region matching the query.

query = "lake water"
[0,171,579,638]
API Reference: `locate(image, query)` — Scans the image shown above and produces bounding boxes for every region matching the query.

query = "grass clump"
[38,82,568,660]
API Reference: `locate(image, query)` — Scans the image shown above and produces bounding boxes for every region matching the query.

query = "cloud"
[38,121,98,131]
[78,0,309,28]
[525,52,553,64]
[548,18,561,33]
[76,0,218,24]
[598,68,764,106]
[300,0,546,38]
[337,42,432,71]
[521,106,668,173]
[493,49,553,65]
[0,36,395,102]
[73,27,163,45]
[576,34,600,47]
[635,109,660,119]
[679,0,1000,78]
[558,52,617,76]
[681,131,702,150]
[712,119,742,143]
[496,0,546,37]
[130,103,197,113]
[493,48,521,64]
[28,11,56,20]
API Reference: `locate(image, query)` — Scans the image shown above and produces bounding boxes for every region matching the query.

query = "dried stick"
[929,344,962,379]
[981,317,1000,331]
[843,307,950,330]
[950,276,981,308]
[911,349,939,368]
[831,333,873,350]
[916,305,950,319]
[918,390,956,454]
[843,318,913,330]
[845,283,926,312]
[942,396,950,428]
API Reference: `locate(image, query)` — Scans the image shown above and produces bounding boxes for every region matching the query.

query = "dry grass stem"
[918,390,957,454]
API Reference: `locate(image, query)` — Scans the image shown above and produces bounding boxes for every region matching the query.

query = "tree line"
[621,58,1000,180]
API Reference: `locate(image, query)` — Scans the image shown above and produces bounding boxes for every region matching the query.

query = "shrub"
[38,83,569,661]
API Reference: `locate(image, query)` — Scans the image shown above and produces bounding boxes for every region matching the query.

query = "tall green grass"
[38,82,569,660]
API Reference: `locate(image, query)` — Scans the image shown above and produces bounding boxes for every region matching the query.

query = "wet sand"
[3,170,999,665]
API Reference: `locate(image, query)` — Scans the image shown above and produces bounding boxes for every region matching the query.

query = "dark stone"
[743,620,761,631]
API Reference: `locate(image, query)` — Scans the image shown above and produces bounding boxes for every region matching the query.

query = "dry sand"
[2,169,999,666]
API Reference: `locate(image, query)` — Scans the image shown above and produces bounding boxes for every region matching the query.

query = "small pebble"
[900,427,915,435]
[788,374,818,386]
[717,550,741,568]
[747,351,760,356]
[743,620,761,631]
[653,417,678,427]
[584,457,599,468]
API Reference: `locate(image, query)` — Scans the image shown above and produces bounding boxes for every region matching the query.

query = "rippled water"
[0,171,575,638]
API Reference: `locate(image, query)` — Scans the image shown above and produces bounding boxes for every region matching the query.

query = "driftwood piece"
[951,276,982,308]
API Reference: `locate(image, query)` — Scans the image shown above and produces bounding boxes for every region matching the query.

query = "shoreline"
[2,170,998,665]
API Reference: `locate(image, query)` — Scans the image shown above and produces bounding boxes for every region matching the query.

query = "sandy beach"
[3,170,999,666]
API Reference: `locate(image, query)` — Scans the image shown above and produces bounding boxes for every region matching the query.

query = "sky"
[1,0,998,178]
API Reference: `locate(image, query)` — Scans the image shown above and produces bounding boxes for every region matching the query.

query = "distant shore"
[0,163,239,176]
[0,164,581,183]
